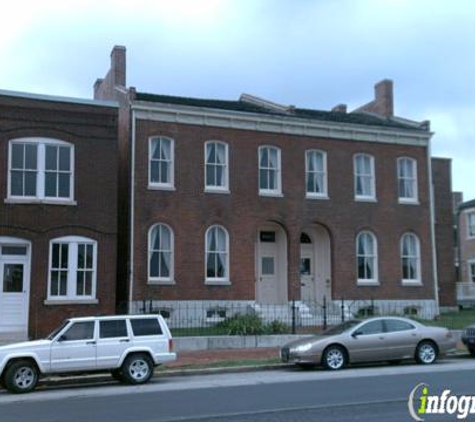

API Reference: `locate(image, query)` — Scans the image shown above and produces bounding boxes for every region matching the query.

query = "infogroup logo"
[408,383,475,421]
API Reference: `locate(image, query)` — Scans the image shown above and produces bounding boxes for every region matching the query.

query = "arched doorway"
[256,223,288,305]
[299,225,331,304]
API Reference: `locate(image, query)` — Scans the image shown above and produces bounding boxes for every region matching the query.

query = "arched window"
[149,224,174,282]
[9,138,74,202]
[205,226,229,283]
[149,136,174,188]
[259,146,282,195]
[305,150,327,197]
[397,157,418,202]
[205,141,229,191]
[354,154,375,200]
[48,236,96,300]
[356,231,378,284]
[401,233,421,283]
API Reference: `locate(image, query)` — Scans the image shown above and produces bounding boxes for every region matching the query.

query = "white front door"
[300,246,315,303]
[0,246,30,333]
[258,243,278,305]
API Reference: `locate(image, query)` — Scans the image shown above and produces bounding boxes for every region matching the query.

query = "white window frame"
[397,157,418,204]
[258,146,282,197]
[356,231,379,285]
[148,136,175,190]
[7,138,75,205]
[467,260,475,283]
[204,141,229,193]
[148,223,175,285]
[46,236,97,303]
[400,233,422,285]
[354,153,376,201]
[305,150,328,199]
[467,211,475,239]
[205,225,230,285]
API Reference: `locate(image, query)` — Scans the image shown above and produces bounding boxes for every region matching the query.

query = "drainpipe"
[128,109,136,313]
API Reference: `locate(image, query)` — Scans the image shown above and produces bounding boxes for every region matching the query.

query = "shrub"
[217,314,265,335]
[265,320,290,334]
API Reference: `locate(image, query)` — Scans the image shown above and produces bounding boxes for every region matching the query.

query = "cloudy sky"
[1,0,474,200]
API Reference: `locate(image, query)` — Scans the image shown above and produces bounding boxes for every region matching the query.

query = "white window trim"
[148,223,175,285]
[204,140,230,194]
[400,233,423,286]
[468,260,475,283]
[397,157,419,204]
[305,149,329,199]
[47,236,97,302]
[205,225,231,285]
[356,231,379,285]
[258,145,282,197]
[466,210,475,240]
[148,136,175,190]
[354,154,376,202]
[7,137,75,204]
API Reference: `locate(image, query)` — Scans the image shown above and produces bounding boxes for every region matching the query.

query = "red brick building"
[0,90,118,339]
[456,198,475,305]
[95,46,456,323]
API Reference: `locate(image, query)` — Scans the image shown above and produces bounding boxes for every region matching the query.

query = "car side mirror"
[352,331,362,338]
[58,335,67,342]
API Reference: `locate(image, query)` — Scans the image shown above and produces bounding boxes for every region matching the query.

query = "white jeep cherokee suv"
[0,314,176,393]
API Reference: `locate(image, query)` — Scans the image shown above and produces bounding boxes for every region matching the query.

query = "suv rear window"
[100,320,128,338]
[131,318,163,337]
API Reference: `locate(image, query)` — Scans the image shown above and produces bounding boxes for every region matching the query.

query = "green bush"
[217,314,265,335]
[265,319,290,334]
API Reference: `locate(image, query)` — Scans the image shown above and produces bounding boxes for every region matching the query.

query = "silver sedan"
[281,316,457,370]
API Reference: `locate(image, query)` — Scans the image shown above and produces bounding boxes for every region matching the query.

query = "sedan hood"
[0,339,51,352]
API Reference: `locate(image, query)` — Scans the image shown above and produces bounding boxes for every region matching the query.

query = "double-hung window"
[305,150,327,198]
[205,141,229,192]
[205,226,229,284]
[148,224,174,284]
[467,211,475,239]
[48,236,97,301]
[398,157,418,203]
[356,231,378,285]
[354,154,375,201]
[149,137,174,189]
[259,146,281,196]
[8,138,74,203]
[468,261,475,283]
[401,233,421,284]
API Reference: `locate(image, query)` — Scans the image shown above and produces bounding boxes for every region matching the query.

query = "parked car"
[281,316,456,370]
[0,314,176,393]
[461,324,475,356]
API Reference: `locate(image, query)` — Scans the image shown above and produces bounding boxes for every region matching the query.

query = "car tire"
[415,341,438,365]
[322,345,347,370]
[111,368,126,382]
[4,360,39,394]
[468,347,475,357]
[121,353,154,385]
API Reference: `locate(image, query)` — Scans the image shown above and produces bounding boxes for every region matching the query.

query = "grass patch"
[418,308,475,330]
[158,357,282,371]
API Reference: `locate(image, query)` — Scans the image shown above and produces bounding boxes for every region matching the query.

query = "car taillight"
[169,339,173,351]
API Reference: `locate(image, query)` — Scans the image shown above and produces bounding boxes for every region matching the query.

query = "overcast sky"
[1,0,474,201]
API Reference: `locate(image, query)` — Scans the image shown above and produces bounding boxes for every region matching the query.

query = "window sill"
[306,194,329,200]
[259,191,283,198]
[148,185,176,191]
[398,199,420,205]
[5,198,77,206]
[357,280,380,286]
[148,279,176,286]
[204,188,230,195]
[44,299,99,305]
[205,280,231,286]
[355,197,377,203]
[401,281,423,287]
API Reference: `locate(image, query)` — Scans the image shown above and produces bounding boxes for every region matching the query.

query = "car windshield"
[322,320,361,336]
[46,320,70,340]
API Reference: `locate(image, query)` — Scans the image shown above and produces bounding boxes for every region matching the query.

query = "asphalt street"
[2,357,475,421]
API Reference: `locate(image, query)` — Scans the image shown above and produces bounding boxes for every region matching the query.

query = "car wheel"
[468,347,475,357]
[111,368,126,382]
[415,341,438,365]
[322,345,347,370]
[4,360,39,394]
[121,353,154,385]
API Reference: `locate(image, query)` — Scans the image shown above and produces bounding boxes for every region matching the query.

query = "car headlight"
[294,343,312,353]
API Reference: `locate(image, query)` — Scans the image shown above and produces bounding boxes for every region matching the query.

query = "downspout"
[128,109,136,313]
[427,136,440,314]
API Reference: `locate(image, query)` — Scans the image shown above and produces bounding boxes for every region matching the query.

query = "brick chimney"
[94,46,126,100]
[353,79,394,118]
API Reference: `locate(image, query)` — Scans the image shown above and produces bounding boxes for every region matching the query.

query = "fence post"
[323,295,327,331]
[291,300,296,335]
[341,297,345,323]
[370,297,374,316]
